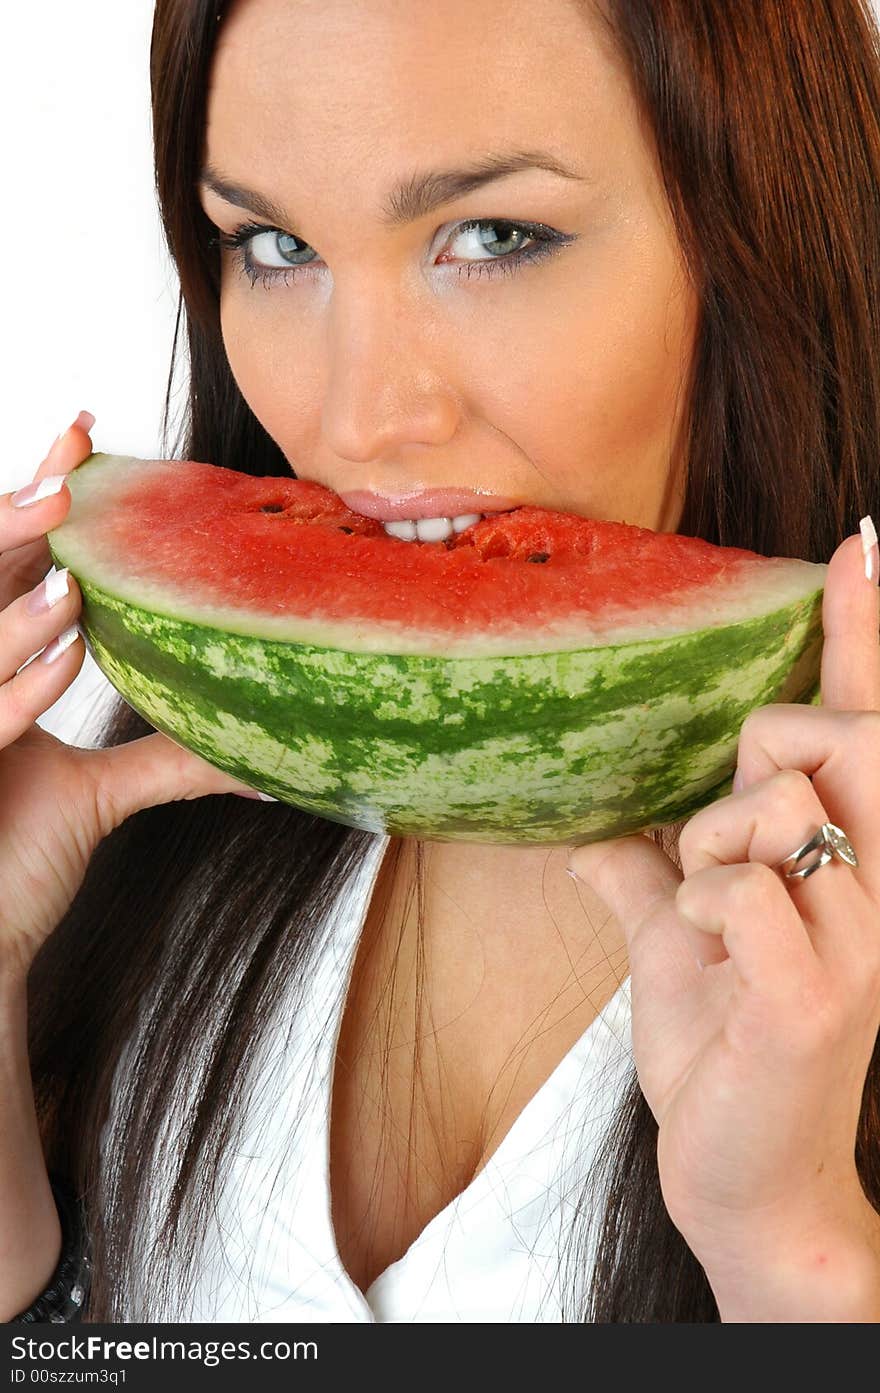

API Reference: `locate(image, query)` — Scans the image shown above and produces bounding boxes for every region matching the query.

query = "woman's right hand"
[0,412,270,981]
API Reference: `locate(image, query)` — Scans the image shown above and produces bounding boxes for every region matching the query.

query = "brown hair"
[27,0,880,1321]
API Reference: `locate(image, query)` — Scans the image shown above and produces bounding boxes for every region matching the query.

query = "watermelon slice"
[46,453,826,845]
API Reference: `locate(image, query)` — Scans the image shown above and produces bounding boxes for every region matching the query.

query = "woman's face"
[200,0,700,532]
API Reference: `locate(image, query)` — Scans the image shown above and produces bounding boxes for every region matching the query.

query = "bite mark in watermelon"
[46,453,826,845]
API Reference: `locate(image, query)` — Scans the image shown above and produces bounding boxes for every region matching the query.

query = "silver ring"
[775,822,859,881]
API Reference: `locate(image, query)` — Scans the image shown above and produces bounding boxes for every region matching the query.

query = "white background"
[3,1,183,743]
[4,1,880,744]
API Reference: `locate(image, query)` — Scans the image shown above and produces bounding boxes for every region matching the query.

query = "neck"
[360,836,631,1049]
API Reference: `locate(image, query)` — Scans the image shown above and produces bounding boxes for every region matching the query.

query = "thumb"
[818,525,880,712]
[567,833,701,990]
[91,731,277,827]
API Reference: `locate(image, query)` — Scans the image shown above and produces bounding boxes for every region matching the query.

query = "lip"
[338,488,523,521]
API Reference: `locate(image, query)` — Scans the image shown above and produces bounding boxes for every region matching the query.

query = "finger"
[34,411,97,482]
[87,731,271,832]
[678,767,871,975]
[675,860,822,1000]
[732,703,880,898]
[12,411,96,503]
[818,524,880,712]
[568,832,704,992]
[1,412,96,590]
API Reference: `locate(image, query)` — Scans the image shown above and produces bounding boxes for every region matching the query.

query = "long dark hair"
[27,0,880,1321]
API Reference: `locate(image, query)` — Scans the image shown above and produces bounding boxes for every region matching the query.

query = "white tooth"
[383,519,418,540]
[381,512,486,541]
[415,516,454,542]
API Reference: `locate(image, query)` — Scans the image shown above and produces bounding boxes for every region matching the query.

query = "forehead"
[205,0,636,195]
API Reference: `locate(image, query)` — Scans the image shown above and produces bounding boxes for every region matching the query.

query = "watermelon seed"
[338,526,354,534]
[527,552,550,563]
[260,503,284,513]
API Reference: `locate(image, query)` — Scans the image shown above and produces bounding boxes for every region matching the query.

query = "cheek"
[218,294,323,451]
[494,220,700,520]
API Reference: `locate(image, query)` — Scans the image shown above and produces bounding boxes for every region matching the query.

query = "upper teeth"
[382,513,484,542]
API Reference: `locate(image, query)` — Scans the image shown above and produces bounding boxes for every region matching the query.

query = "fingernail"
[40,624,82,665]
[26,567,70,615]
[860,515,878,585]
[237,790,278,801]
[50,411,96,458]
[11,474,68,508]
[733,766,744,793]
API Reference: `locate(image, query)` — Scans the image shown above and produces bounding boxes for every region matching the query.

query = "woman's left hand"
[566,523,880,1317]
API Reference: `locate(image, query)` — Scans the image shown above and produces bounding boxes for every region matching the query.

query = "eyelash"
[209,217,571,289]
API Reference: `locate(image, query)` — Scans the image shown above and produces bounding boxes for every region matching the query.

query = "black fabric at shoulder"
[9,1172,91,1324]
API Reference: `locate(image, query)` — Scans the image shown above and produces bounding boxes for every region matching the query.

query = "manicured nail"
[50,411,96,457]
[11,474,68,508]
[237,790,278,801]
[860,515,878,585]
[26,568,70,616]
[40,624,82,665]
[63,410,96,441]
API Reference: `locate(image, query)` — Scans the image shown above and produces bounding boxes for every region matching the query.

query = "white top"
[104,834,634,1322]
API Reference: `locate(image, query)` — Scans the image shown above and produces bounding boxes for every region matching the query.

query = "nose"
[319,282,462,466]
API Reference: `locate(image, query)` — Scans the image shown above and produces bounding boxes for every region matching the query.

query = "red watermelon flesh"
[75,456,820,658]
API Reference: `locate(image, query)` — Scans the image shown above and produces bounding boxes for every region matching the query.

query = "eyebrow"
[199,150,589,229]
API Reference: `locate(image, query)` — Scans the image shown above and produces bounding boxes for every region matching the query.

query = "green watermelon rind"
[56,563,824,846]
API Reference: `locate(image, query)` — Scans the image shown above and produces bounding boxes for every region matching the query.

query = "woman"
[4,0,880,1322]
